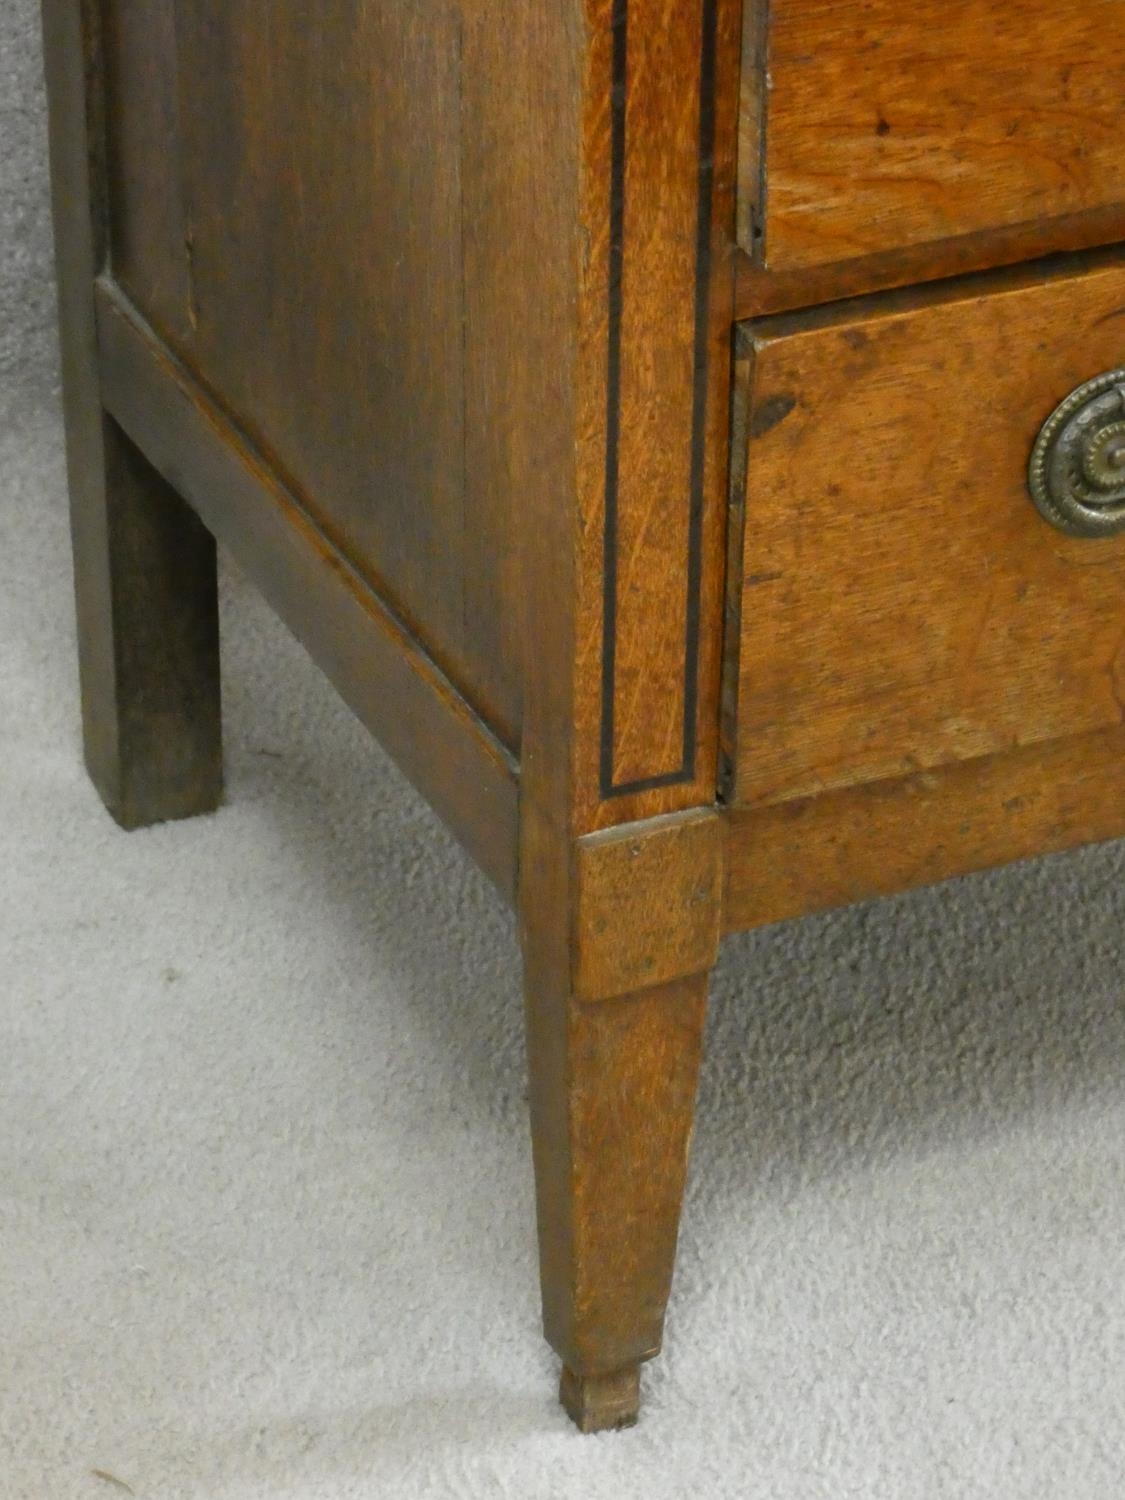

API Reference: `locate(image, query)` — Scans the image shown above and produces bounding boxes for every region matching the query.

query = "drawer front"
[726,257,1125,809]
[741,1,1125,272]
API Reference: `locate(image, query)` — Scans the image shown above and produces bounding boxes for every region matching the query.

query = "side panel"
[100,0,524,749]
[102,0,193,347]
[96,282,520,895]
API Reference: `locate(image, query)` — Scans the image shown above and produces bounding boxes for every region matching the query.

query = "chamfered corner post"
[41,0,222,829]
[514,0,737,1424]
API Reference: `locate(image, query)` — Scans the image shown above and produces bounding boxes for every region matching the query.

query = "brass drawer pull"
[1029,369,1125,538]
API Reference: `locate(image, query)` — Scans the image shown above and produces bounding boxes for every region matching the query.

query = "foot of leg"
[559,1364,641,1433]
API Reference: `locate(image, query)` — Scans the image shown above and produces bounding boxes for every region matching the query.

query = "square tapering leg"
[523,965,709,1430]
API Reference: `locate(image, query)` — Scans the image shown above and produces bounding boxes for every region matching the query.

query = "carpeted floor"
[3,8,1125,1499]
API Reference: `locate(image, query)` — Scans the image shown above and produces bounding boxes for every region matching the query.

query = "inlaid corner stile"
[576,0,738,827]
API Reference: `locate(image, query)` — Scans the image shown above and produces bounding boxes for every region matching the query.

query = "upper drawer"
[740,1,1125,273]
[725,255,1125,810]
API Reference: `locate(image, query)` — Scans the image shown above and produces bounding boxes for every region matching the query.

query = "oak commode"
[42,0,1125,1431]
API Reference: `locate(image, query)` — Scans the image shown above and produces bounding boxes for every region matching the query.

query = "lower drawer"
[725,256,1125,808]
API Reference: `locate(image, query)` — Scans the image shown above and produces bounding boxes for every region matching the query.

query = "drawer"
[740,1,1125,272]
[724,256,1125,809]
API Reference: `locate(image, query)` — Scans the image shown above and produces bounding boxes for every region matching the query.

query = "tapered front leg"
[68,414,223,829]
[521,810,721,1430]
[524,965,710,1431]
[509,0,736,1428]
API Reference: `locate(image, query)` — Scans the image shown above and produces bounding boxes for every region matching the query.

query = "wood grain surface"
[725,724,1125,933]
[96,282,521,897]
[525,973,708,1423]
[517,0,739,1431]
[729,253,1125,809]
[588,0,718,794]
[573,811,723,1002]
[101,0,538,750]
[742,0,1125,273]
[101,0,194,348]
[566,0,741,827]
[734,206,1125,320]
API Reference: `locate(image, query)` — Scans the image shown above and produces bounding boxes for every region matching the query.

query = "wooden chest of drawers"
[42,0,1124,1431]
